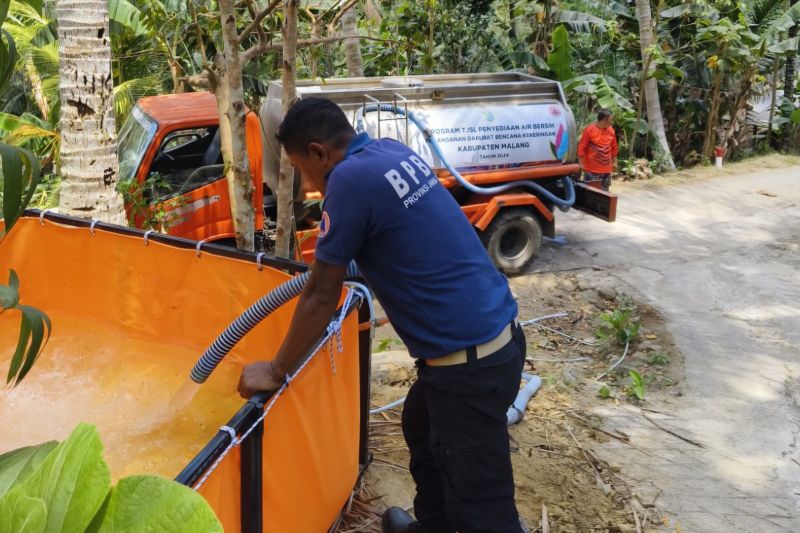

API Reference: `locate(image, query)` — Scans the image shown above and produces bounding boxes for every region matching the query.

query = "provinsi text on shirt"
[383,154,440,209]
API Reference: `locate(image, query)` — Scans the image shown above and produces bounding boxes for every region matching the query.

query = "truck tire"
[480,208,542,275]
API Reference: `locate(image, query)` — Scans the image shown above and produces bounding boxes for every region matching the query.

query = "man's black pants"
[401,324,526,533]
[583,171,611,191]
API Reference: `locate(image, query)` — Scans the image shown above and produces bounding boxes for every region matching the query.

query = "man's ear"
[308,142,328,163]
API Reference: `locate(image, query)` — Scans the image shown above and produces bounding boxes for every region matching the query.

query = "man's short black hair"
[276,97,356,154]
[597,108,613,121]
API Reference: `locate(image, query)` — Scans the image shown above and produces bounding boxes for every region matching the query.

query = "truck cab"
[117,92,266,244]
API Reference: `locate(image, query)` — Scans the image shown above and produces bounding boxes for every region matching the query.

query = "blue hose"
[190,263,361,384]
[356,104,575,210]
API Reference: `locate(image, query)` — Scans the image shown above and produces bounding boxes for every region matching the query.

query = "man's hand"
[236,259,347,400]
[238,361,284,399]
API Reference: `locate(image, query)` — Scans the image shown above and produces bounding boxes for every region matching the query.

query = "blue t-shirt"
[315,133,517,359]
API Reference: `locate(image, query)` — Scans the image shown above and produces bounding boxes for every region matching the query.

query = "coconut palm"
[341,5,364,76]
[0,0,165,172]
[635,0,676,169]
[55,0,126,223]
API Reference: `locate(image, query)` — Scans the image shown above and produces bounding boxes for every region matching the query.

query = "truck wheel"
[480,208,542,275]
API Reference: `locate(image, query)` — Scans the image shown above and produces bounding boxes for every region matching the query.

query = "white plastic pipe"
[369,397,405,415]
[506,373,542,425]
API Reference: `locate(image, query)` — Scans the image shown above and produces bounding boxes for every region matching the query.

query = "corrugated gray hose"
[190,263,361,384]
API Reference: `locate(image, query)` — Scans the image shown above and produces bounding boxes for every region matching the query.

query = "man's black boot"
[381,507,416,533]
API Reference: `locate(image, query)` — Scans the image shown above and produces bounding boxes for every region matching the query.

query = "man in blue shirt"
[238,98,527,533]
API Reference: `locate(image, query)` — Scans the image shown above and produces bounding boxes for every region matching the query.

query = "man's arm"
[611,129,619,171]
[238,259,347,398]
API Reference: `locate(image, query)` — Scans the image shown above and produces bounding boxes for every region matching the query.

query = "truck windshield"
[117,106,157,183]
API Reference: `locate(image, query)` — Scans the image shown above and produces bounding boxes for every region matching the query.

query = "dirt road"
[535,158,800,532]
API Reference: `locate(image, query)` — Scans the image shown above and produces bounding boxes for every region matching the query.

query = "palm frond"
[750,0,786,28]
[775,1,800,31]
[17,128,58,168]
[488,34,517,71]
[108,0,147,35]
[660,3,714,19]
[557,10,606,34]
[26,41,58,79]
[0,111,58,166]
[0,111,55,137]
[7,0,47,25]
[41,77,59,126]
[769,35,800,54]
[29,21,55,48]
[4,1,53,68]
[603,1,634,19]
[113,76,162,124]
[0,83,27,115]
[4,22,43,59]
[9,123,57,144]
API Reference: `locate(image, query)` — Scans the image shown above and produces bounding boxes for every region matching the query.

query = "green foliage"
[0,0,164,161]
[29,172,58,209]
[626,369,646,401]
[0,424,110,532]
[1,9,50,389]
[0,424,223,533]
[88,475,222,532]
[548,25,573,81]
[375,337,403,352]
[0,28,16,93]
[113,76,162,125]
[108,0,147,36]
[0,143,39,236]
[0,0,19,93]
[1,269,52,386]
[0,494,46,530]
[0,441,57,498]
[117,173,185,232]
[598,385,611,399]
[596,308,640,347]
[0,112,58,166]
[649,352,670,366]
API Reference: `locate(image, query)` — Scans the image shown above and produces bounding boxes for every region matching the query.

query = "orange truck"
[117,72,616,274]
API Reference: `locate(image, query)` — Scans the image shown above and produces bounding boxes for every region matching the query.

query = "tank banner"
[365,103,570,170]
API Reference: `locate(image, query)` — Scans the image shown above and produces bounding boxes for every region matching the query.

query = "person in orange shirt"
[577,109,618,191]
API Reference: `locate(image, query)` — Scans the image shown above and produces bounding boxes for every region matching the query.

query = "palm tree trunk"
[767,57,780,149]
[425,0,434,74]
[341,6,364,77]
[783,0,798,150]
[309,18,321,79]
[219,0,256,251]
[275,0,298,259]
[56,0,126,224]
[630,54,652,159]
[635,0,676,170]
